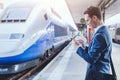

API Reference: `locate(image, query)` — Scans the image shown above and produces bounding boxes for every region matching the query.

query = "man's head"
[84,6,102,28]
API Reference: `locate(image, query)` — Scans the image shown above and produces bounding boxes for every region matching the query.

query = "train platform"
[32,41,120,80]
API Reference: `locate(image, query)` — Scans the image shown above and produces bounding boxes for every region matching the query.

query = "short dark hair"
[84,6,102,20]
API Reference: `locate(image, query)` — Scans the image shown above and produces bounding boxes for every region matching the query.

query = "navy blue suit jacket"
[77,26,112,74]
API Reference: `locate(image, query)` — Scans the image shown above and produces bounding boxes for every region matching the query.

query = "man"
[74,6,112,80]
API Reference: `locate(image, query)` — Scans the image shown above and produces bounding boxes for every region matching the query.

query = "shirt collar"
[94,25,104,34]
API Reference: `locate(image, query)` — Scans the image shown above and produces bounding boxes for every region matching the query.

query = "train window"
[54,24,67,37]
[1,8,31,22]
[44,13,48,20]
[116,28,120,35]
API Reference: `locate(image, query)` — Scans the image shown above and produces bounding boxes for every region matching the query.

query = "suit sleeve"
[76,33,106,64]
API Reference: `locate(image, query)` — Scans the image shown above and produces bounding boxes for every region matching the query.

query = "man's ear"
[92,15,97,21]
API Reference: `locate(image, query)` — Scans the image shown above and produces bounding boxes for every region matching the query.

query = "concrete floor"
[32,42,120,80]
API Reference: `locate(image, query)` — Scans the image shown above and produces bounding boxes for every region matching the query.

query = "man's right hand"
[73,39,85,48]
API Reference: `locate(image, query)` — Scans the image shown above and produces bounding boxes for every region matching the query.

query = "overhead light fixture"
[98,0,105,8]
[105,0,117,8]
[98,0,117,9]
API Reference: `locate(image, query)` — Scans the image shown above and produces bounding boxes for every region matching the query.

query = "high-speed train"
[108,23,120,43]
[0,1,75,74]
[112,27,120,43]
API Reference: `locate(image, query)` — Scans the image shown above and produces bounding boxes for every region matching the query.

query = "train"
[112,27,120,43]
[108,23,120,43]
[0,1,75,74]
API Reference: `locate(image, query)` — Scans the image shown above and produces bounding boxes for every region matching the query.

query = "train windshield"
[1,8,31,22]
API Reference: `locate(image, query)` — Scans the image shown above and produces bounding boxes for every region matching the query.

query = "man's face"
[84,14,97,28]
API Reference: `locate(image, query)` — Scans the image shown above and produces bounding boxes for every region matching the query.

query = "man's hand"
[74,39,85,48]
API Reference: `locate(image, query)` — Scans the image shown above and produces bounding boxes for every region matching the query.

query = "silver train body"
[112,27,120,43]
[109,24,120,43]
[0,1,74,74]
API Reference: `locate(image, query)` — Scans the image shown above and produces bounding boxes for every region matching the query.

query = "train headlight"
[9,33,24,39]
